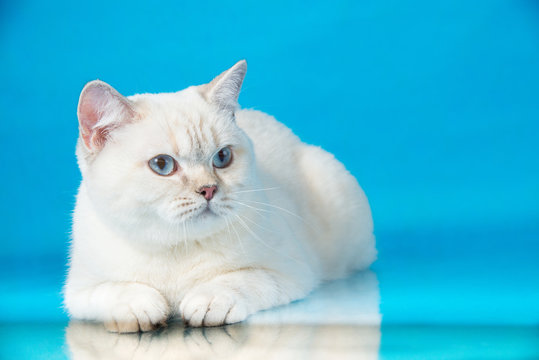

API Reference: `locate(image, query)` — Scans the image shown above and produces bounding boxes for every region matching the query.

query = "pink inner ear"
[77,82,131,151]
[78,92,102,149]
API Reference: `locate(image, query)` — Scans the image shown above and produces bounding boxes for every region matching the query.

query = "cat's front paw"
[180,284,249,327]
[104,283,169,333]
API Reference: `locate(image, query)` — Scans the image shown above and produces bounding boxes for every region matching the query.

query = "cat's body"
[64,61,375,332]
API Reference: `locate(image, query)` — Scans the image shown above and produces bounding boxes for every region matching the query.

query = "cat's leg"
[64,281,170,333]
[179,268,311,327]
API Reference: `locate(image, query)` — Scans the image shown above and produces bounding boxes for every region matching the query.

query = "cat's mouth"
[197,206,217,219]
[186,203,222,223]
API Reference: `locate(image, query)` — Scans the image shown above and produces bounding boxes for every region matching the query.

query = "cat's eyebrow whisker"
[231,187,280,194]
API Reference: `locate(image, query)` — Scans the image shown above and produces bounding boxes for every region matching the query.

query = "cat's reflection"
[66,271,380,360]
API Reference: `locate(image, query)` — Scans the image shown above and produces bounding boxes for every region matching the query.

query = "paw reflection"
[66,271,380,359]
[66,322,380,359]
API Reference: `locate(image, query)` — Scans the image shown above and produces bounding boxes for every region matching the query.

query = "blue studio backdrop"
[1,0,538,325]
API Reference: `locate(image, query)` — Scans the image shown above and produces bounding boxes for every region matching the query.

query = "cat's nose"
[197,185,218,201]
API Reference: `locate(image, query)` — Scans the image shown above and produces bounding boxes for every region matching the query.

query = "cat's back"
[235,108,376,279]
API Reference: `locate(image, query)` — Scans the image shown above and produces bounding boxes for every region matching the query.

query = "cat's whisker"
[225,215,247,258]
[231,187,280,194]
[241,199,308,224]
[240,212,277,234]
[166,215,179,246]
[175,222,185,253]
[232,214,275,252]
[223,215,231,242]
[182,220,188,249]
[233,214,307,267]
[186,219,193,247]
[230,200,272,215]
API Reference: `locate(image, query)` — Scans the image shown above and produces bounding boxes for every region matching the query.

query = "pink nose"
[197,185,217,201]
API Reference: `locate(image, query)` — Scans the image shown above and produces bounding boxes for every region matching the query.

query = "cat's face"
[77,61,257,246]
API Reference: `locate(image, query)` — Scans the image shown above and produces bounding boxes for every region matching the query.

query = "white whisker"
[233,214,275,252]
[226,215,247,257]
[241,199,307,223]
[230,200,272,215]
[182,220,188,249]
[240,212,276,234]
[233,213,307,267]
[231,187,280,194]
[184,218,193,252]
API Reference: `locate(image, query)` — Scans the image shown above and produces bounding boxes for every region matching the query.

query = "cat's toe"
[105,285,169,333]
[224,303,249,325]
[105,310,167,333]
[180,293,215,327]
[180,286,247,327]
[203,294,238,326]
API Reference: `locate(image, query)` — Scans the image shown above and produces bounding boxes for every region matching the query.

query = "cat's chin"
[176,209,227,241]
[192,209,224,230]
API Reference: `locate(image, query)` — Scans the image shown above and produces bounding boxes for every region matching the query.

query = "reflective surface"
[1,271,382,359]
[2,324,538,359]
[66,323,380,359]
[63,271,380,359]
[1,271,538,359]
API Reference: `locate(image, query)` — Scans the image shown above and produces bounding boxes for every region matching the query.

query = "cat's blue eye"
[212,147,233,168]
[148,154,176,176]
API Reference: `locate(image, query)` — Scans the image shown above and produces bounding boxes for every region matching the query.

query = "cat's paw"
[104,283,169,333]
[180,284,249,327]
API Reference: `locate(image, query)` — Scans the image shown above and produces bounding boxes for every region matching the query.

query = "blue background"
[1,0,538,326]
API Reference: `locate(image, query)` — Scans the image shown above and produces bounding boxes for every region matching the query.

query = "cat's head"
[76,61,258,246]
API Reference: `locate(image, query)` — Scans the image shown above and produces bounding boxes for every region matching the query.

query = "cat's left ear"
[202,60,247,112]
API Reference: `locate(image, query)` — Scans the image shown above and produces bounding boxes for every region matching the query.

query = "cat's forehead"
[130,88,207,119]
[128,89,239,159]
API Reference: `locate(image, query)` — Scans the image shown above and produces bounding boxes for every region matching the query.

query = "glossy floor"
[2,322,537,360]
[1,271,537,359]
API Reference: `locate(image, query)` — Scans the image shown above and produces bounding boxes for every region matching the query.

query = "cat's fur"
[64,60,376,332]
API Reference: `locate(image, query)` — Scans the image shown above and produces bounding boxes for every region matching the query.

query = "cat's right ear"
[202,60,247,113]
[77,80,134,152]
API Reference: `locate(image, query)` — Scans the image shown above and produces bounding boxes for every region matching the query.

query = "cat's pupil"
[157,157,166,169]
[218,150,226,161]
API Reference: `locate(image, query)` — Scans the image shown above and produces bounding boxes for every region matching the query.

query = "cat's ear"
[203,60,247,112]
[77,80,134,152]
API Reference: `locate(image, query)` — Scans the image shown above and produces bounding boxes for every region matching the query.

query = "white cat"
[64,60,376,332]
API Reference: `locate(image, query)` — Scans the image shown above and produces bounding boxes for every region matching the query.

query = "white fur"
[64,61,376,332]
